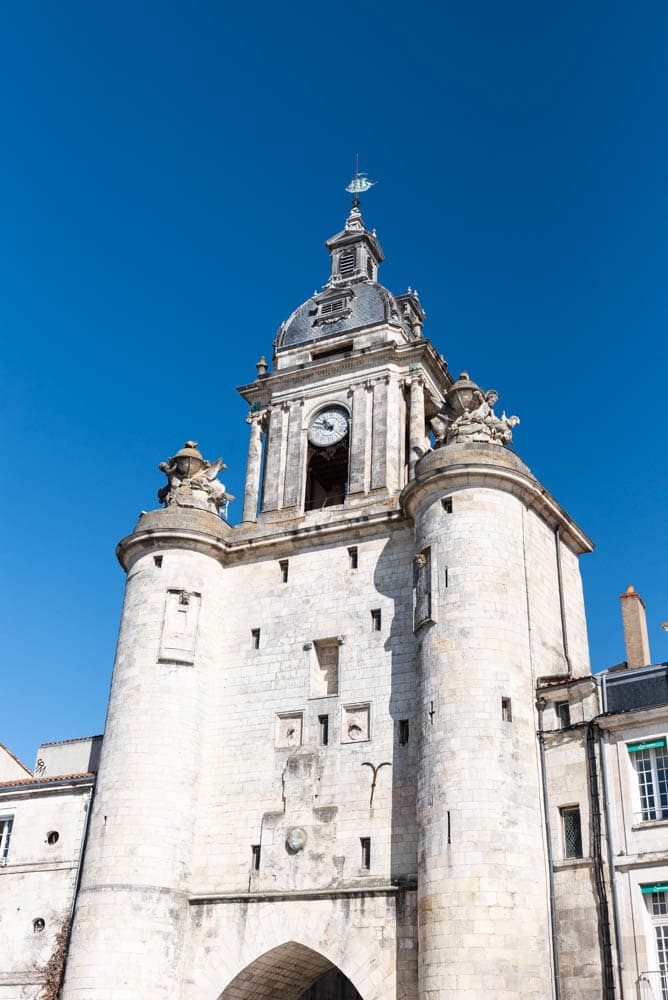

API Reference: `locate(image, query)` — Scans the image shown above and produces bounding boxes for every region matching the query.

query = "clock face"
[308,407,349,447]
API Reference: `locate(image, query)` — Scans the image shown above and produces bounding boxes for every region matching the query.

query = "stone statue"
[431,373,519,447]
[158,441,235,516]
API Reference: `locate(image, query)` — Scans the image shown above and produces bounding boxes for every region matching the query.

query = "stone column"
[282,399,305,509]
[408,376,426,480]
[347,383,367,496]
[370,376,389,491]
[260,405,284,513]
[242,412,264,523]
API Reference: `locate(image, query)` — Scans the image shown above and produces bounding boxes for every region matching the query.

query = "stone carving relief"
[431,372,520,447]
[158,441,235,516]
[414,549,432,631]
[342,704,370,743]
[276,712,304,748]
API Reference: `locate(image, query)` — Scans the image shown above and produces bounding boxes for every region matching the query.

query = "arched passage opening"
[218,942,363,1000]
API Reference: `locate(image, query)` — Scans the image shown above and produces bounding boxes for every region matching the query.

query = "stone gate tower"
[62,194,593,1000]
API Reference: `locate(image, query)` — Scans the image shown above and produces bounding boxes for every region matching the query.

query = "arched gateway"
[218,942,363,1000]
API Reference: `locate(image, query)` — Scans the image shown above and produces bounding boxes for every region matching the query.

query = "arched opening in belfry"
[305,439,349,511]
[218,942,363,1000]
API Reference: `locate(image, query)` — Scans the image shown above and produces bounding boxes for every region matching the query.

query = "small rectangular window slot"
[442,497,453,513]
[371,609,382,631]
[319,715,329,746]
[556,701,570,728]
[447,810,452,845]
[360,837,371,870]
[561,806,583,859]
[251,845,261,870]
[444,567,448,588]
[501,697,512,722]
[348,546,358,570]
[398,720,409,746]
[279,560,289,583]
[251,628,261,650]
[153,555,163,568]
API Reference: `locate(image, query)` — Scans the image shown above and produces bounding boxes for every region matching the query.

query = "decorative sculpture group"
[431,372,519,448]
[158,441,234,517]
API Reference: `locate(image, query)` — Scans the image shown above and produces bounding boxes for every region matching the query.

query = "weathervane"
[345,154,376,207]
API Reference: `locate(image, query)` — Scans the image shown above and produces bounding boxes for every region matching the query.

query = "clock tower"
[237,200,451,524]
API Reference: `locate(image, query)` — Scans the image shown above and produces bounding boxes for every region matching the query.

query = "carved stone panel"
[414,549,432,631]
[275,711,304,748]
[342,703,371,743]
[159,589,201,665]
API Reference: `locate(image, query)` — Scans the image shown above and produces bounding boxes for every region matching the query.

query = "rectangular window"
[360,837,371,870]
[441,497,453,513]
[371,609,382,631]
[556,701,570,728]
[632,745,668,821]
[561,806,583,859]
[348,546,358,570]
[279,559,289,583]
[251,845,261,871]
[655,924,668,998]
[319,715,329,746]
[399,719,409,746]
[0,817,13,861]
[251,628,261,650]
[501,697,512,722]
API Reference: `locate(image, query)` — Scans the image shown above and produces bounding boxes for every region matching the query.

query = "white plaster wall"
[0,786,90,996]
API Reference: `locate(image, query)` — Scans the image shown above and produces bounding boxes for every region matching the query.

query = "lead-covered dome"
[276,281,412,351]
[274,203,424,353]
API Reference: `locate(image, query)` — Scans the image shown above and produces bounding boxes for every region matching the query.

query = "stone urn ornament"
[431,372,520,448]
[158,441,235,516]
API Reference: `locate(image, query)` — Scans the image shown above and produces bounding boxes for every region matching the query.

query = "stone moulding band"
[401,461,594,555]
[189,884,412,905]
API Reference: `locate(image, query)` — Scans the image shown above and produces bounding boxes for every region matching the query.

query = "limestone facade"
[3,200,667,999]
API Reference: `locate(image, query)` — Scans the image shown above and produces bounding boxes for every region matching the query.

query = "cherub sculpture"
[158,441,235,516]
[431,373,520,448]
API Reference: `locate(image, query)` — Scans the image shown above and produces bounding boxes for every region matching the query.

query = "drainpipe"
[537,696,561,1000]
[599,728,625,998]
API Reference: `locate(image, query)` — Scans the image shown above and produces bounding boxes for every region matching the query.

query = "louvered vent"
[366,257,374,280]
[339,248,356,277]
[321,300,345,316]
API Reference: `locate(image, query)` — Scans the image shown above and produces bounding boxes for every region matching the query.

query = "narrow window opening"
[46,831,59,846]
[444,567,449,588]
[561,806,583,859]
[280,559,289,583]
[153,555,163,568]
[366,256,374,280]
[447,810,452,845]
[556,701,570,728]
[251,845,261,871]
[398,720,409,746]
[251,628,261,650]
[371,609,382,631]
[441,497,453,513]
[319,714,329,746]
[501,697,512,722]
[348,546,358,570]
[360,837,371,870]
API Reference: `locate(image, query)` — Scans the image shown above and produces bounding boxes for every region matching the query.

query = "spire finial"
[345,154,376,209]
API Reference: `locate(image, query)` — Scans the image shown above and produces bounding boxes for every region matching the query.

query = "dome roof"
[276,281,411,352]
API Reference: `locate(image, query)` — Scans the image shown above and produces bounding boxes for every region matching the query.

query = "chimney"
[620,585,651,669]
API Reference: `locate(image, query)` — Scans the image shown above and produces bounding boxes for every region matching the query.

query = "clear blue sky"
[2,1,667,768]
